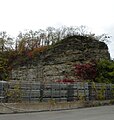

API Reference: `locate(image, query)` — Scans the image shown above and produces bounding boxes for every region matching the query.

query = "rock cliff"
[11,35,110,83]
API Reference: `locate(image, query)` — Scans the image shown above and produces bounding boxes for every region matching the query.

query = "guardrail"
[0,81,114,102]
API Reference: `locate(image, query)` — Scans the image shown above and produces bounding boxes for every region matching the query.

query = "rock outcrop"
[10,35,110,83]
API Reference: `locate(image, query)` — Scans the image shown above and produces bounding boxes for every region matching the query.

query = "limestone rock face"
[11,35,110,83]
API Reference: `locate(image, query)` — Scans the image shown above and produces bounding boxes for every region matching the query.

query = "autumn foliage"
[27,46,48,58]
[75,63,97,81]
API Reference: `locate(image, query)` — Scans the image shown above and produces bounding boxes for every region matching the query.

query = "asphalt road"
[0,105,114,120]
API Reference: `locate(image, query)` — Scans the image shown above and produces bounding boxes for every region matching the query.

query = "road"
[0,105,114,120]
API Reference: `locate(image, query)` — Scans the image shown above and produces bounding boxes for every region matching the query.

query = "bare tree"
[76,25,89,35]
[0,31,14,52]
[16,30,44,52]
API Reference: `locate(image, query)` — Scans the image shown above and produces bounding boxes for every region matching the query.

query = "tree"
[46,27,56,45]
[0,55,8,80]
[74,60,114,83]
[96,59,114,83]
[0,31,14,52]
[76,25,89,36]
[16,29,48,53]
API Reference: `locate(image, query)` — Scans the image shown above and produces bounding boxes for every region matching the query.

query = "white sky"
[0,0,114,58]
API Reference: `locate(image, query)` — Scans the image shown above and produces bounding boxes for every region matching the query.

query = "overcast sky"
[0,0,114,58]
